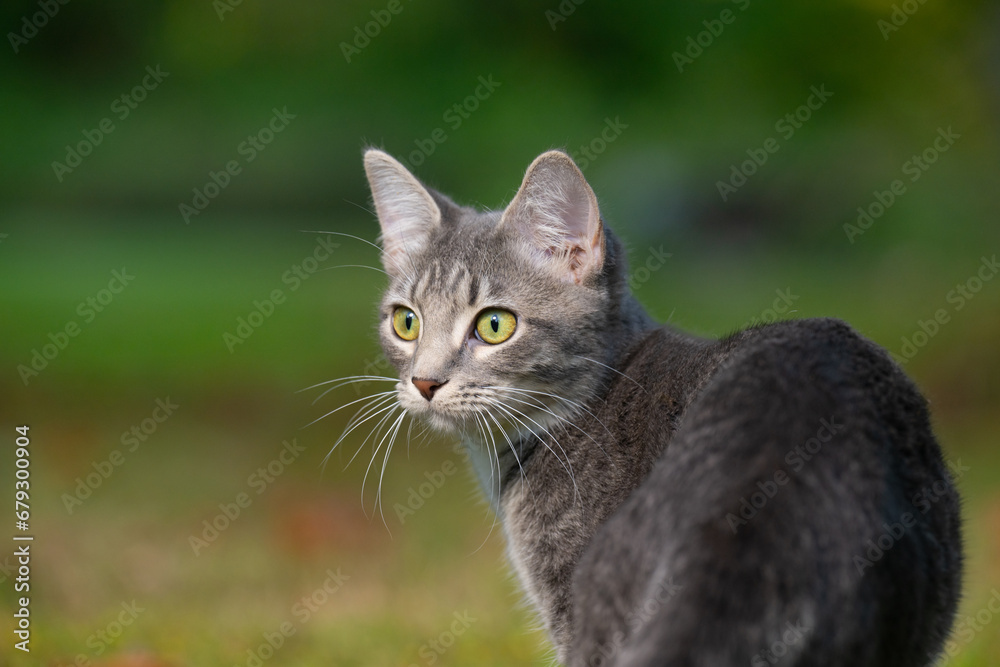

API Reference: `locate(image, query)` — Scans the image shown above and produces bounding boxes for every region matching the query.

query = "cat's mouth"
[398,381,573,441]
[396,381,467,433]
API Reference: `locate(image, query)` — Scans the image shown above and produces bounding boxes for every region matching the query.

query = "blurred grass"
[0,210,998,665]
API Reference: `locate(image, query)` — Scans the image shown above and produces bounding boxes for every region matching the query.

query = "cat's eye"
[392,307,420,341]
[475,309,517,345]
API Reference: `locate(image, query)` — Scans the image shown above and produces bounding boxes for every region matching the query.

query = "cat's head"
[363,148,638,435]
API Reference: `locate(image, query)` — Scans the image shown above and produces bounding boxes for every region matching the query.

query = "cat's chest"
[500,485,545,611]
[500,476,591,654]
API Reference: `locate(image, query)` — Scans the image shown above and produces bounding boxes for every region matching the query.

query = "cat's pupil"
[491,315,499,332]
[405,312,413,329]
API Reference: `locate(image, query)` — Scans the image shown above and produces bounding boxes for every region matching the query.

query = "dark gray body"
[499,318,962,666]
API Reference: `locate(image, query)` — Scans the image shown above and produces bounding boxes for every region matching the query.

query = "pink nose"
[412,377,446,401]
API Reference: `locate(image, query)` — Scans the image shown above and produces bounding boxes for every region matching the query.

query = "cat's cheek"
[380,336,415,372]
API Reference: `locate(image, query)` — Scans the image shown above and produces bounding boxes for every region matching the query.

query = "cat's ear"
[500,150,604,285]
[363,148,441,276]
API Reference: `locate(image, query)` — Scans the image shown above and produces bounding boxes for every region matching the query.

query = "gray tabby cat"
[356,147,962,666]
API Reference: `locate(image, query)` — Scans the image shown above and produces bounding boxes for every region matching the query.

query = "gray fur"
[360,148,962,666]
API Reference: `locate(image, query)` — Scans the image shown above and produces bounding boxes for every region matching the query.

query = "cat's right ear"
[363,148,441,276]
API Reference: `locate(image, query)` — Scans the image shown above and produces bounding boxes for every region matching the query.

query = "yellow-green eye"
[392,307,420,341]
[475,309,516,344]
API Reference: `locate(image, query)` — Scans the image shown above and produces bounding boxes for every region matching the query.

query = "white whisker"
[316,264,390,277]
[304,390,397,428]
[334,394,400,454]
[496,392,611,462]
[487,385,612,437]
[484,397,579,504]
[483,407,528,488]
[375,410,408,534]
[309,376,398,405]
[468,411,502,555]
[361,407,404,515]
[297,375,397,394]
[303,229,417,283]
[320,394,396,472]
[343,402,400,470]
[495,399,577,476]
[574,355,648,395]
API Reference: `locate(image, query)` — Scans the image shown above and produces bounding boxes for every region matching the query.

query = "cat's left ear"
[363,148,442,276]
[500,150,604,285]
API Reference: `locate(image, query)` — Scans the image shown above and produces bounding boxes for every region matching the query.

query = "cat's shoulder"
[631,316,882,365]
[628,316,909,397]
[721,316,897,373]
[726,315,869,347]
[711,316,917,402]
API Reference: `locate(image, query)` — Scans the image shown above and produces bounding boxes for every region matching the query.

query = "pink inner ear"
[561,189,593,243]
[560,184,603,283]
[502,151,605,283]
[567,245,587,272]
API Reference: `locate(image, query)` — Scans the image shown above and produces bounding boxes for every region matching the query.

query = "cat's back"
[570,317,962,666]
[617,316,947,475]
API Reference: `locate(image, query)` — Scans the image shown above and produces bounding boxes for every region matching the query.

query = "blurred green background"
[1,0,998,665]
